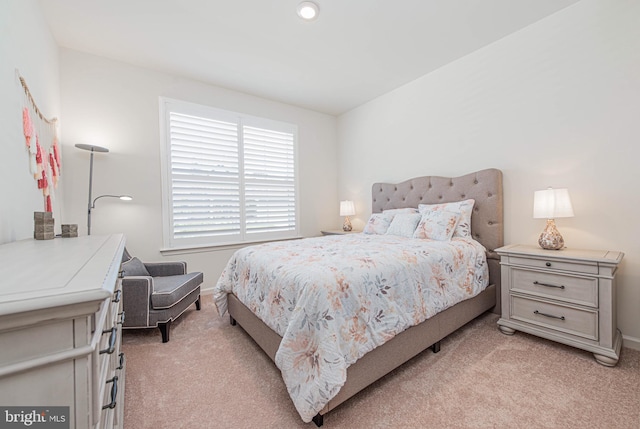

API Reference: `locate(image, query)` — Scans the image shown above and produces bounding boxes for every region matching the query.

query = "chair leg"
[195,295,201,311]
[158,320,171,343]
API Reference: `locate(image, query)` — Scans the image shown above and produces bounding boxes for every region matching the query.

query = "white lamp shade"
[340,200,355,217]
[533,188,574,219]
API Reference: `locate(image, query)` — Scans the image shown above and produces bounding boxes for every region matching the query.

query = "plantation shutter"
[169,112,241,241]
[161,98,298,248]
[243,125,296,236]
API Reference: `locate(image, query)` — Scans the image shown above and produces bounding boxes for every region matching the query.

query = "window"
[160,98,298,249]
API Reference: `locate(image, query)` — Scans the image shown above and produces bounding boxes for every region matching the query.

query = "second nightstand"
[496,244,624,366]
[320,229,361,235]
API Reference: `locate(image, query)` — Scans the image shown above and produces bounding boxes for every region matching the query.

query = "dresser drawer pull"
[118,270,125,278]
[118,311,125,325]
[100,327,117,355]
[534,310,565,321]
[117,352,125,370]
[533,280,565,289]
[102,376,118,410]
[112,289,122,303]
[545,262,552,267]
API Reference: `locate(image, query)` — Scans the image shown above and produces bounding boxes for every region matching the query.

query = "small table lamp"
[533,188,574,250]
[340,200,355,232]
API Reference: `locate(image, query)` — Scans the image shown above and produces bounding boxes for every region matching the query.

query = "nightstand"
[321,229,361,235]
[496,244,624,366]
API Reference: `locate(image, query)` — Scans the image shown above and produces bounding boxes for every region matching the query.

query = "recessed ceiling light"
[297,1,319,21]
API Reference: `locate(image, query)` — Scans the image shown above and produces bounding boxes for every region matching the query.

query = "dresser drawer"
[511,268,598,307]
[510,295,598,341]
[508,256,598,275]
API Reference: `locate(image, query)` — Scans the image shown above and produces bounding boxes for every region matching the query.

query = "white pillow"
[383,207,419,215]
[385,213,421,238]
[363,213,394,235]
[413,210,461,241]
[418,199,475,238]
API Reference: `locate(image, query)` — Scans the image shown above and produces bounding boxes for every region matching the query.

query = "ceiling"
[39,0,580,116]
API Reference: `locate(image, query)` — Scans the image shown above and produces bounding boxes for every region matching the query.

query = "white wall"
[0,0,61,244]
[337,0,640,348]
[60,49,338,291]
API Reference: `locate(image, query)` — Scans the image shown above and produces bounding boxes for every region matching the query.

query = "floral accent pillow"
[418,199,475,238]
[363,213,394,235]
[385,213,422,238]
[413,210,461,241]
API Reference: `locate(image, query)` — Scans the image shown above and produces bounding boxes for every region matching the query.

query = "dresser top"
[495,244,623,265]
[0,234,125,316]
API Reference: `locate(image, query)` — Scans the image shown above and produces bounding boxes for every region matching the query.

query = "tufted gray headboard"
[372,168,503,308]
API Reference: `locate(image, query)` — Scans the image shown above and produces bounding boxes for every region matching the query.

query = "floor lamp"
[75,143,132,235]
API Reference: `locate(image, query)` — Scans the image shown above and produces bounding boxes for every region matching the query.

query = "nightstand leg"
[593,353,619,367]
[498,325,516,335]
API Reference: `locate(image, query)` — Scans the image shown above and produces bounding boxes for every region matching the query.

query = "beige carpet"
[122,295,640,428]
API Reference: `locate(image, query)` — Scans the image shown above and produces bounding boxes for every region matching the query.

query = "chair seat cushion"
[151,272,203,310]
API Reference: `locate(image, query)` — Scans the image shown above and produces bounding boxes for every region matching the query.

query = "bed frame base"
[227,283,496,425]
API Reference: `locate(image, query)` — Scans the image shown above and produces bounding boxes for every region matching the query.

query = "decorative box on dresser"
[0,234,126,428]
[496,244,624,367]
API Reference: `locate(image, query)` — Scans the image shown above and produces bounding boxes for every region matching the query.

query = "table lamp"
[533,187,574,250]
[340,200,355,232]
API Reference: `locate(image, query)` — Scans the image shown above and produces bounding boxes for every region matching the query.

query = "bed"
[214,168,503,426]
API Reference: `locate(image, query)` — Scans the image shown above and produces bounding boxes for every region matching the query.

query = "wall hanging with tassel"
[18,71,61,213]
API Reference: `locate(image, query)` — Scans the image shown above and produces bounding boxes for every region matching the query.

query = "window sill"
[160,236,304,256]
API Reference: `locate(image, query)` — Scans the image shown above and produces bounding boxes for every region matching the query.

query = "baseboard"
[201,286,215,296]
[622,334,640,351]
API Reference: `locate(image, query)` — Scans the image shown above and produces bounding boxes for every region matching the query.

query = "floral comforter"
[213,234,488,422]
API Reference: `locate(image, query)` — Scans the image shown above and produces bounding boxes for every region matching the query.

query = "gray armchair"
[121,248,203,342]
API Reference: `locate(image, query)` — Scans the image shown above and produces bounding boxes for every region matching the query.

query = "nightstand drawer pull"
[533,280,565,289]
[112,289,121,303]
[534,310,565,321]
[545,262,551,267]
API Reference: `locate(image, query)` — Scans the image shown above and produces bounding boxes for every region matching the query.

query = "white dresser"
[0,234,126,428]
[496,244,624,366]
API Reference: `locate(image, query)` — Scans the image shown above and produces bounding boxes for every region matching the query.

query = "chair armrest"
[144,261,187,277]
[121,277,153,327]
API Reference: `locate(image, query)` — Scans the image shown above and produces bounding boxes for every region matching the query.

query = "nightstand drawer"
[511,268,598,307]
[509,256,598,275]
[511,296,598,341]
